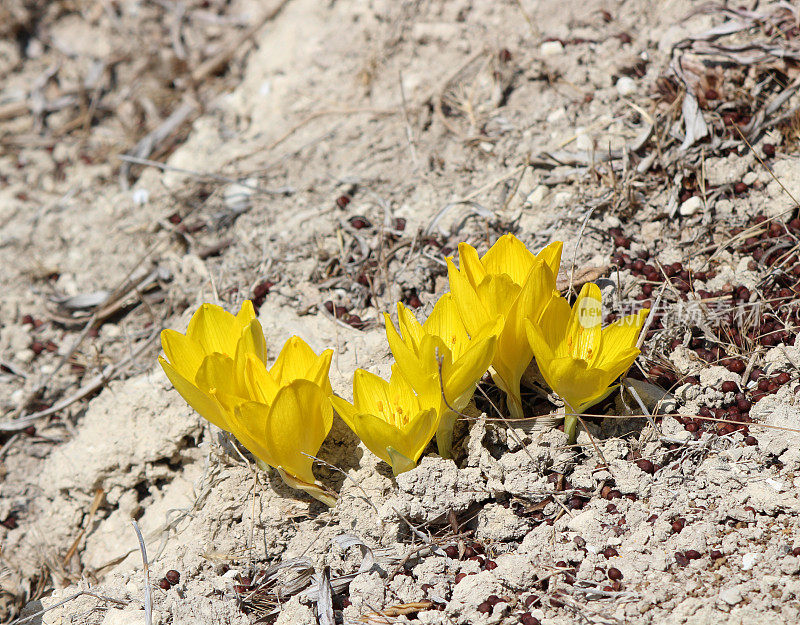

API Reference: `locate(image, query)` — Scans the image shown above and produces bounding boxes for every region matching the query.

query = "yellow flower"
[330,367,438,475]
[447,234,562,419]
[525,283,648,442]
[159,302,336,505]
[158,301,266,431]
[235,337,335,506]
[384,295,500,458]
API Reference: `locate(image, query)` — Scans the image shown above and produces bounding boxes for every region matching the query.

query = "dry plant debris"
[3,1,800,624]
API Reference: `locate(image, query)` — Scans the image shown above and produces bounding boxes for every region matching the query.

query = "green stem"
[435,411,458,459]
[564,412,578,444]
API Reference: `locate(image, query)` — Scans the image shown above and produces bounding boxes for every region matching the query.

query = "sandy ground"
[3,1,800,623]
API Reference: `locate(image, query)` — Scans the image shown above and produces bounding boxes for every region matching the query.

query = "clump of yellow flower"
[159,301,336,506]
[330,367,438,475]
[384,295,501,458]
[525,283,649,442]
[447,234,562,419]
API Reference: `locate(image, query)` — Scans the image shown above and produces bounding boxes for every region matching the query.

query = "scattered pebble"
[540,40,564,56]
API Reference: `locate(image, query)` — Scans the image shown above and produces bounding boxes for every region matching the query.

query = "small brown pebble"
[335,195,351,208]
[393,217,406,231]
[486,594,502,606]
[165,570,180,585]
[602,547,619,558]
[349,216,371,229]
[606,503,618,514]
[573,536,586,549]
[764,143,776,157]
[675,552,689,567]
[776,372,791,385]
[21,314,34,325]
[444,545,458,558]
[525,594,539,608]
[671,518,686,533]
[635,459,655,474]
[721,381,737,393]
[647,514,658,523]
[710,550,724,560]
[705,88,719,101]
[521,614,541,625]
[477,602,491,614]
[30,341,45,355]
[158,578,171,590]
[685,550,701,560]
[568,496,586,509]
[792,547,800,557]
[454,572,467,583]
[608,567,623,580]
[727,359,745,374]
[484,560,498,570]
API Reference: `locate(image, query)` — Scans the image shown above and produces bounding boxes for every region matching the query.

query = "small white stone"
[575,127,592,151]
[765,478,784,492]
[742,171,758,185]
[131,188,149,206]
[540,40,564,57]
[719,586,742,606]
[616,76,637,96]
[679,195,703,216]
[547,107,566,122]
[524,185,549,207]
[741,552,759,570]
[605,214,622,228]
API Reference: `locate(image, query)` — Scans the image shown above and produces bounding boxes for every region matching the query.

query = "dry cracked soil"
[3,1,800,624]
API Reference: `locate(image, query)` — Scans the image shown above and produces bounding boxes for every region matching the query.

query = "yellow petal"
[475,274,521,321]
[565,283,603,363]
[388,365,424,414]
[481,234,535,286]
[345,408,437,473]
[444,335,496,409]
[397,407,439,463]
[160,329,206,382]
[270,336,320,386]
[536,294,571,356]
[387,321,439,400]
[540,356,609,412]
[305,348,334,396]
[386,311,424,368]
[386,447,417,475]
[525,318,556,369]
[186,303,238,356]
[276,467,337,507]
[536,240,564,280]
[457,242,487,289]
[262,380,332,486]
[237,318,267,364]
[422,294,470,359]
[233,401,278,469]
[235,299,257,328]
[396,303,425,353]
[243,353,281,404]
[594,309,648,370]
[447,257,491,337]
[352,369,391,415]
[596,347,641,385]
[159,356,231,431]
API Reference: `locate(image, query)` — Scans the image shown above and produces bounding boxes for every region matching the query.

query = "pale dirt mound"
[3,1,800,624]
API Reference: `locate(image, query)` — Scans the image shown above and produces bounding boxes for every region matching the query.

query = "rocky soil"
[3,1,800,624]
